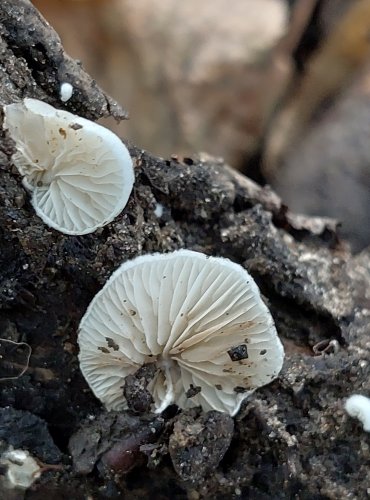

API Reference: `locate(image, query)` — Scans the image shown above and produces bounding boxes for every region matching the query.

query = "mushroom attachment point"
[3,98,134,235]
[78,250,285,416]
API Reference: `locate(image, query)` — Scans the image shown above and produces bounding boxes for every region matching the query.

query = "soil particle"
[227,344,249,361]
[169,409,234,482]
[69,412,164,476]
[185,385,202,399]
[0,407,61,463]
[123,363,156,414]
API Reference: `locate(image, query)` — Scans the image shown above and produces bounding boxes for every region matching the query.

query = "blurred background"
[33,0,370,252]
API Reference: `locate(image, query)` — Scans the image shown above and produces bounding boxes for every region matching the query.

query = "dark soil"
[0,1,369,499]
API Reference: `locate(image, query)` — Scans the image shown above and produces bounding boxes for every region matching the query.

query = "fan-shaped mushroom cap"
[78,250,284,416]
[3,98,134,235]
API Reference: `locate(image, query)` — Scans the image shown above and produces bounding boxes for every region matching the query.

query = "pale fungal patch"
[154,202,164,218]
[3,98,134,235]
[0,448,41,489]
[345,394,370,432]
[59,82,73,102]
[78,249,284,416]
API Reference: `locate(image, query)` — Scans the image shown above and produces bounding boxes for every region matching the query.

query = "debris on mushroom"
[345,394,370,432]
[78,250,284,416]
[3,98,134,235]
[123,363,156,413]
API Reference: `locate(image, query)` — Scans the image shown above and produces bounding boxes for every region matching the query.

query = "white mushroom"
[0,448,41,489]
[78,250,284,416]
[3,98,134,235]
[59,82,73,102]
[345,394,370,432]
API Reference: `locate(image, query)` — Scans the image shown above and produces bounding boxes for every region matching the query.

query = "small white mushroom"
[78,250,284,416]
[3,98,134,235]
[59,82,73,102]
[154,202,164,218]
[345,394,370,432]
[0,448,41,489]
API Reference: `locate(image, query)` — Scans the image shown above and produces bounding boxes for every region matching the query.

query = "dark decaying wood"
[0,1,369,498]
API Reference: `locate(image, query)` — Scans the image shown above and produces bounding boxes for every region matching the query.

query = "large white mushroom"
[3,98,134,235]
[78,250,284,416]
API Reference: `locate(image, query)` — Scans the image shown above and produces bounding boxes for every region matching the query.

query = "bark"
[0,2,369,499]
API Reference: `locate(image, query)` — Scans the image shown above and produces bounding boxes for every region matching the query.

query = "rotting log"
[0,1,369,498]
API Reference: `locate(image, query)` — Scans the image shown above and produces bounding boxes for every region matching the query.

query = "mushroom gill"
[78,250,284,416]
[3,98,134,235]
